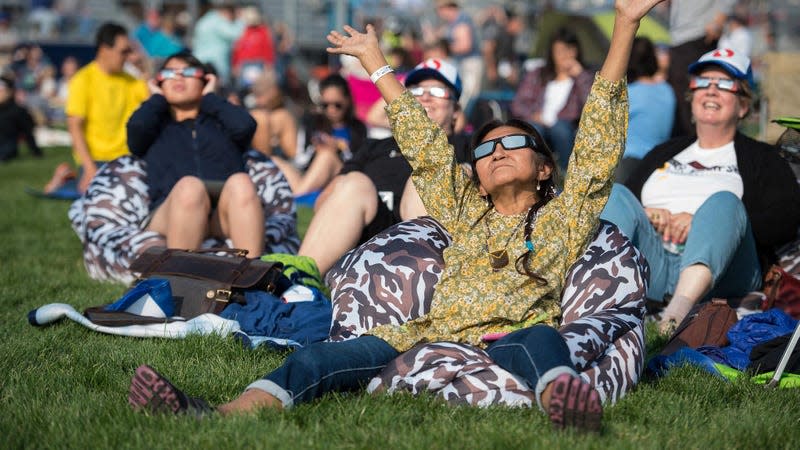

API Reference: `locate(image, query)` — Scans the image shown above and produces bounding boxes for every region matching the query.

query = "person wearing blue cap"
[128,0,663,432]
[602,48,800,333]
[296,57,468,275]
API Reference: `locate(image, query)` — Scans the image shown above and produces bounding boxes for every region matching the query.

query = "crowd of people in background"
[0,3,795,292]
[1,0,798,433]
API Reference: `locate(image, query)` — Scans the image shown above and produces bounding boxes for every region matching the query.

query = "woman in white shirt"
[601,48,800,332]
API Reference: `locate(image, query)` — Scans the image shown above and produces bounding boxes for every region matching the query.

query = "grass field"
[2,148,800,449]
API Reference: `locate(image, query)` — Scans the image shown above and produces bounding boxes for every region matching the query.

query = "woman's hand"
[202,73,218,96]
[566,59,584,78]
[311,133,338,153]
[614,0,666,25]
[664,212,692,244]
[326,25,388,76]
[147,79,163,96]
[644,207,671,234]
[327,25,378,60]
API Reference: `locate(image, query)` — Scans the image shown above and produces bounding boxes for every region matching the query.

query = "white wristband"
[369,65,394,84]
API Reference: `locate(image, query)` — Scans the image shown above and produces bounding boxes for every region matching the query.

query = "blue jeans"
[600,184,761,301]
[247,326,577,409]
[533,120,576,171]
[487,325,577,410]
[247,335,399,407]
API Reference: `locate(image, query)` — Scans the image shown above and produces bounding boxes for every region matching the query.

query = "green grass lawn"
[2,148,800,449]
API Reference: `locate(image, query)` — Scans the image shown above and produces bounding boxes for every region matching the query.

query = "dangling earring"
[536,181,541,191]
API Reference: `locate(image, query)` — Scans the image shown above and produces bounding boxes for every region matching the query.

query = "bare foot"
[43,162,76,193]
[217,388,283,415]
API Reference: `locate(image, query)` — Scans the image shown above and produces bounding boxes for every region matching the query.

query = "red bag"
[761,265,800,319]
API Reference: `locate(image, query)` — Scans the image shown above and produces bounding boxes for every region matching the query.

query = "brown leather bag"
[126,247,284,319]
[660,298,739,356]
[761,264,800,319]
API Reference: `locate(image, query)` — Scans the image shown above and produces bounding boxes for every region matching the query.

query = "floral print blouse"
[371,75,628,351]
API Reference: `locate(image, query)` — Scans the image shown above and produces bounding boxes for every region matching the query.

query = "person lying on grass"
[128,0,664,432]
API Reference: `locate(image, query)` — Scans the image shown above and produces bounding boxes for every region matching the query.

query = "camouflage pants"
[68,154,301,284]
[327,217,649,406]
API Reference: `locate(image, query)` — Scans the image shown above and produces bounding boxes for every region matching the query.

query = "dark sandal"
[547,373,603,432]
[129,364,214,417]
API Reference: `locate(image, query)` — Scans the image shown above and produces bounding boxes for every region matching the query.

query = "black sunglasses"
[473,134,538,160]
[320,102,345,110]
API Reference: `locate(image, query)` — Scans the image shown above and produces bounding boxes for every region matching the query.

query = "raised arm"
[600,0,665,82]
[326,25,404,106]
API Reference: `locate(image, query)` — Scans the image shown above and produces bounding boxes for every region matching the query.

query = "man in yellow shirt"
[48,22,148,193]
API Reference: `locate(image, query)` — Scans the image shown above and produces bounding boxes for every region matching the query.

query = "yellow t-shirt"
[65,62,149,162]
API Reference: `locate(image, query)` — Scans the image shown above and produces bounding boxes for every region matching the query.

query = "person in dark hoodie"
[0,72,42,162]
[126,51,262,257]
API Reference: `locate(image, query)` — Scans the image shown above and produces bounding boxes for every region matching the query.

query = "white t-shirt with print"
[640,141,742,215]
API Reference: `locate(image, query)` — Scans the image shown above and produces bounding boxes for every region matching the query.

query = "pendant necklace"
[485,209,528,271]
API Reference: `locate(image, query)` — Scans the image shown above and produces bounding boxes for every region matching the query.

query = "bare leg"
[270,156,303,193]
[298,171,378,274]
[211,173,264,257]
[293,150,343,195]
[217,389,283,415]
[311,176,340,212]
[659,264,713,332]
[147,176,210,250]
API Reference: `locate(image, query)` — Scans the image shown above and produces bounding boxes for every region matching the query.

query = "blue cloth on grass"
[714,308,799,370]
[648,347,728,379]
[220,289,332,349]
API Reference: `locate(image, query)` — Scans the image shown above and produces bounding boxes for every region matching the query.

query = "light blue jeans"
[600,184,762,302]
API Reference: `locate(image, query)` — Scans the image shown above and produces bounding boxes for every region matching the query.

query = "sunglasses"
[689,76,740,94]
[320,101,345,110]
[156,67,205,82]
[408,86,451,99]
[473,134,537,160]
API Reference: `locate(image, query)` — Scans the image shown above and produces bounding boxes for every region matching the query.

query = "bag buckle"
[206,289,232,302]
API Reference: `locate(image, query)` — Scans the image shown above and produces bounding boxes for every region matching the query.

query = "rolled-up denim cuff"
[534,366,579,412]
[245,379,294,408]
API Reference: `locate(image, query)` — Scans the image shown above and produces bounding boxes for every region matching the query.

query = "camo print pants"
[327,217,649,406]
[68,154,301,284]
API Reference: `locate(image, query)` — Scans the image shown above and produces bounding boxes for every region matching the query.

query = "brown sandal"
[129,364,214,417]
[547,373,603,432]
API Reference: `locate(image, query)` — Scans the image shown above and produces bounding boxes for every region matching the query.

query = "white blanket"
[29,303,240,338]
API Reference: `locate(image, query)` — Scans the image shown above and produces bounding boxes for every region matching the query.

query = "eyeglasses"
[473,134,537,160]
[408,86,451,99]
[689,76,741,94]
[319,101,345,110]
[157,67,205,82]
